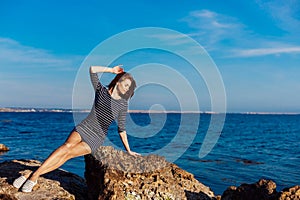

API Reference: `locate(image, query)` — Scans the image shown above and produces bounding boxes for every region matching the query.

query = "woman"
[13,65,140,192]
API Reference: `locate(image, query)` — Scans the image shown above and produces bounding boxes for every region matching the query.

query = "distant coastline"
[0,107,77,113]
[0,107,299,115]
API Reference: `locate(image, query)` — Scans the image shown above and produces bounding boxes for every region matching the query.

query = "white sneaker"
[21,179,37,193]
[13,176,27,189]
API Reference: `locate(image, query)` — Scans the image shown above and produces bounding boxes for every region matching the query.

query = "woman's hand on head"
[112,65,124,74]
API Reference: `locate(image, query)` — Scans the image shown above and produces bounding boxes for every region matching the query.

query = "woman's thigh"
[64,130,92,157]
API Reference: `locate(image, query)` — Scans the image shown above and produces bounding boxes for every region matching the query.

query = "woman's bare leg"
[29,131,91,182]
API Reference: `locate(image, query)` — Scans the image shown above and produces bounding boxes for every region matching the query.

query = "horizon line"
[0,107,299,115]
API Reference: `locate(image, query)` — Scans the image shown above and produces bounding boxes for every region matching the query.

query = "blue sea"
[0,111,299,195]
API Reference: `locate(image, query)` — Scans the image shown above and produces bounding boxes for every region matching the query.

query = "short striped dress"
[75,72,128,153]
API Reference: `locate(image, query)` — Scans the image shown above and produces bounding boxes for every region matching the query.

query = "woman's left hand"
[128,150,141,157]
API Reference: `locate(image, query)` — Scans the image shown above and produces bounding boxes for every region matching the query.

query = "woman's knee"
[57,142,73,157]
[68,142,91,158]
[64,142,74,149]
[58,143,74,160]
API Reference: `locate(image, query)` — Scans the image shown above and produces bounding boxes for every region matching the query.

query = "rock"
[84,146,216,200]
[0,144,9,152]
[221,179,300,200]
[221,179,278,200]
[278,185,300,200]
[0,159,87,200]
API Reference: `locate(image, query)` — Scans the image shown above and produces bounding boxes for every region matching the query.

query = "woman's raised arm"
[90,65,124,74]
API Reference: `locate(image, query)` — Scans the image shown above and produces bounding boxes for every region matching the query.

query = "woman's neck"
[109,88,121,100]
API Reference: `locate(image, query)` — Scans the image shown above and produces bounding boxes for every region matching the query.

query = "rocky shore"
[0,159,87,200]
[0,145,299,200]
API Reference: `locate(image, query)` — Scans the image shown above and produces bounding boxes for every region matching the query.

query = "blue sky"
[0,0,299,113]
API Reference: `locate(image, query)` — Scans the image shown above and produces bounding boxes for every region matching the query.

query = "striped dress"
[75,72,128,153]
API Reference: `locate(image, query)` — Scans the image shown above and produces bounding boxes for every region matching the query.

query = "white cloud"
[0,37,82,70]
[182,8,300,58]
[231,46,300,57]
[181,9,246,49]
[256,0,300,34]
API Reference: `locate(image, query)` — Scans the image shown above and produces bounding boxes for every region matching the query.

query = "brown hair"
[108,72,136,100]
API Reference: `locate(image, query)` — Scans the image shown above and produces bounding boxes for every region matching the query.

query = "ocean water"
[0,112,299,195]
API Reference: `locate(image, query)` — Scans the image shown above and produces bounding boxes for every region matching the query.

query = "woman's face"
[117,78,132,95]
